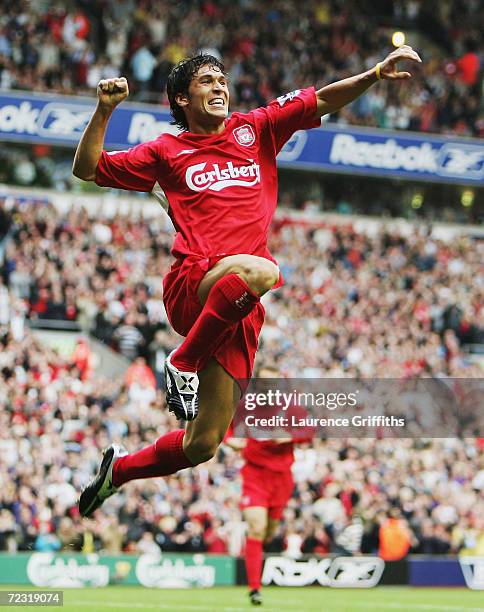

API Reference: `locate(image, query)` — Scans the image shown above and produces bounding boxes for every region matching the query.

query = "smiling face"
[175,64,230,134]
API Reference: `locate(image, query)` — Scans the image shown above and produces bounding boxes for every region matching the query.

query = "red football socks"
[112,429,193,487]
[171,273,260,372]
[245,537,263,591]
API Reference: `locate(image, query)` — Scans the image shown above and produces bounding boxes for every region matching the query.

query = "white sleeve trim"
[151,181,169,212]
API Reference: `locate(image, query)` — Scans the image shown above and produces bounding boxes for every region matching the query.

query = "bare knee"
[247,521,267,541]
[248,522,267,541]
[183,433,221,465]
[244,509,268,541]
[238,259,279,296]
[197,255,279,304]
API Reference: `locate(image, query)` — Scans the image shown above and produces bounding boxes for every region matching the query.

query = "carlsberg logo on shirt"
[186,161,260,192]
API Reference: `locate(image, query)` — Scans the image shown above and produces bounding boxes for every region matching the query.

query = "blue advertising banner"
[279,125,484,186]
[409,558,466,587]
[0,90,177,149]
[0,90,482,185]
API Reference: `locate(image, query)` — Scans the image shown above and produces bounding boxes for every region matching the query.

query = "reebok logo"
[186,160,260,192]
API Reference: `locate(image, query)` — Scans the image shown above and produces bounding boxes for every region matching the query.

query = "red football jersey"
[243,438,295,473]
[226,402,316,473]
[96,88,320,261]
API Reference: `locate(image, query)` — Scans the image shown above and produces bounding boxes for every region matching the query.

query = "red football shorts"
[163,256,265,381]
[240,463,294,520]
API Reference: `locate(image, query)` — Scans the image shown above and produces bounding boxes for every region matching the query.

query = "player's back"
[243,438,295,472]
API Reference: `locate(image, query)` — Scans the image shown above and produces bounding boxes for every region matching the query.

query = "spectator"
[457,39,480,87]
[204,518,228,554]
[71,339,93,381]
[379,509,414,561]
[57,517,82,552]
[125,356,156,389]
[98,515,127,554]
[0,510,16,552]
[114,313,144,360]
[136,531,161,556]
[34,522,61,552]
[131,46,157,99]
[312,484,345,530]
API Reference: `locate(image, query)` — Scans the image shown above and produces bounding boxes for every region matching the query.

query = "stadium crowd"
[0,198,483,557]
[1,200,482,377]
[0,0,481,136]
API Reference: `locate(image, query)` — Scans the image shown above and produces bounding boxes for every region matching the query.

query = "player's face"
[179,64,229,130]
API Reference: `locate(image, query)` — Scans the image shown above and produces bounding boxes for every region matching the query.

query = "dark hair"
[167,54,226,131]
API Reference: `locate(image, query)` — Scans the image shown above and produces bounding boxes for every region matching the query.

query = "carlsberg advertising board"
[0,553,234,588]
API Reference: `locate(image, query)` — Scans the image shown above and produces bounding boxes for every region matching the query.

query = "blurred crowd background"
[0,0,482,563]
[1,201,483,377]
[0,0,481,136]
[0,198,482,558]
[0,0,481,223]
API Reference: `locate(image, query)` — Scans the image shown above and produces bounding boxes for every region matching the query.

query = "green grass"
[1,586,483,612]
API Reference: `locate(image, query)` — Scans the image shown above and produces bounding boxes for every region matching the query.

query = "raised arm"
[315,45,422,118]
[72,77,129,181]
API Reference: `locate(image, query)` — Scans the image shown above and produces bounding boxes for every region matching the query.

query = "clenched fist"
[379,45,422,80]
[97,77,129,109]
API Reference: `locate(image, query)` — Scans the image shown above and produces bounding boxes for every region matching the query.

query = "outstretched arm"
[315,45,422,118]
[72,77,129,181]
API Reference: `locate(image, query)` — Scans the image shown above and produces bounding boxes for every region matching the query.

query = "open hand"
[379,45,422,80]
[97,77,129,109]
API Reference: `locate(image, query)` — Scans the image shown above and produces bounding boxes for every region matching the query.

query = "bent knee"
[184,435,220,465]
[239,259,279,296]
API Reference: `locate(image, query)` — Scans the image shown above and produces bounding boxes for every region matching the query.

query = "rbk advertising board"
[0,90,482,186]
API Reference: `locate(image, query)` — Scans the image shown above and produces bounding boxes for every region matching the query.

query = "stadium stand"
[0,197,482,557]
[0,0,481,135]
[2,199,483,375]
[0,0,482,583]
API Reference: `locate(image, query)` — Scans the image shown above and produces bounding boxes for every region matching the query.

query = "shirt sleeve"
[95,139,162,192]
[250,87,321,154]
